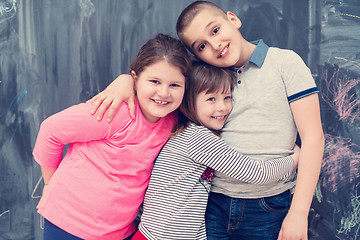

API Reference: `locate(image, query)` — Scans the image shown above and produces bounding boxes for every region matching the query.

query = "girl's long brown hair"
[129,33,192,133]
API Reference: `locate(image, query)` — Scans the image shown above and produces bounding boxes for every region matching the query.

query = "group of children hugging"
[33,1,324,240]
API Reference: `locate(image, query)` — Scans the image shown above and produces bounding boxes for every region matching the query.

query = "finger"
[90,99,102,115]
[36,199,42,209]
[97,98,113,121]
[86,95,98,104]
[107,99,122,122]
[127,96,136,119]
[90,92,107,114]
[107,106,116,122]
[90,92,108,114]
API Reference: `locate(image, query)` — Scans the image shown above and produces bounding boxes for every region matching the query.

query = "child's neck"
[234,40,256,68]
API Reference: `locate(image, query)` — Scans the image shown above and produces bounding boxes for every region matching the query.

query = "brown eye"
[212,27,219,35]
[150,80,160,84]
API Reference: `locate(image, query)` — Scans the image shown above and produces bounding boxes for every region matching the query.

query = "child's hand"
[290,145,301,170]
[87,74,135,122]
[36,185,48,209]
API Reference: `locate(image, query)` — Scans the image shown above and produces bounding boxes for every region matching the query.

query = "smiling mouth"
[218,44,229,58]
[153,99,169,105]
[212,115,227,120]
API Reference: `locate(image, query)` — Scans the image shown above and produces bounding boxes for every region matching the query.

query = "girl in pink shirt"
[33,33,191,240]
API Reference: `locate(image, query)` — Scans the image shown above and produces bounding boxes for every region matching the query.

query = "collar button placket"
[237,69,242,84]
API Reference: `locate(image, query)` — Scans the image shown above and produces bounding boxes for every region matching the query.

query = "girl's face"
[134,60,185,123]
[195,87,232,130]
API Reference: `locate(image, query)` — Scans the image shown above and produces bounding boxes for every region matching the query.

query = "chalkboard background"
[0,0,359,239]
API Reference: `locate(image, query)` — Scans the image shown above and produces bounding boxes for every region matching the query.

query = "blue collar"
[248,39,269,68]
[229,39,269,72]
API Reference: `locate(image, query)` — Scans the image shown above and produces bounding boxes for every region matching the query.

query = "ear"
[131,70,138,90]
[226,11,242,29]
[192,54,200,61]
[131,70,137,79]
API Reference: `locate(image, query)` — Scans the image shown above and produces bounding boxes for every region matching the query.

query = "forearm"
[188,126,295,184]
[36,166,57,209]
[89,74,135,121]
[41,166,57,185]
[289,133,324,216]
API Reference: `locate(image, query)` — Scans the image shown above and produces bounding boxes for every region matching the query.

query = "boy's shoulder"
[267,47,297,57]
[266,47,305,66]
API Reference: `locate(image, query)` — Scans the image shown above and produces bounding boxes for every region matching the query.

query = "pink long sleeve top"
[33,100,176,240]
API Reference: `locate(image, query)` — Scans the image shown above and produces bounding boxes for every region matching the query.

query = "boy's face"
[182,10,243,68]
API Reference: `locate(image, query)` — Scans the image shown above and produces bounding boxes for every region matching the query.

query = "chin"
[209,125,223,131]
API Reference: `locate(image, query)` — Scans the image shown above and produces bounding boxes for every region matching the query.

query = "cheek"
[200,52,212,62]
[194,100,204,117]
[174,89,185,102]
[194,97,201,110]
[134,82,145,96]
[227,102,233,112]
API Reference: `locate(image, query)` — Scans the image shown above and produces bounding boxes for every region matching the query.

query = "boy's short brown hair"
[176,1,226,43]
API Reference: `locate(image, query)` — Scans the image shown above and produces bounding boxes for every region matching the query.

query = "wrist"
[288,205,309,218]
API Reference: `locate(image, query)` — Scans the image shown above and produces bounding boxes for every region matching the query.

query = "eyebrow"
[190,20,215,50]
[148,76,184,84]
[148,76,160,80]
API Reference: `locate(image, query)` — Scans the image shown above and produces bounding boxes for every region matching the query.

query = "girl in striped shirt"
[125,61,300,239]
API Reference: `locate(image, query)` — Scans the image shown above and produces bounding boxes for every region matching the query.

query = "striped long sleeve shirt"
[138,123,295,239]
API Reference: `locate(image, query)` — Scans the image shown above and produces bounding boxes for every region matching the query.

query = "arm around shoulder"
[88,74,135,122]
[187,125,297,184]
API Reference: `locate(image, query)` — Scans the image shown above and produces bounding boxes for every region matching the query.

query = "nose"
[216,100,227,111]
[209,38,221,51]
[158,85,170,98]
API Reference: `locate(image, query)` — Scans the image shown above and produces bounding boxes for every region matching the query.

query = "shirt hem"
[210,182,296,199]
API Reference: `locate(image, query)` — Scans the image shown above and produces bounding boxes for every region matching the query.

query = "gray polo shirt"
[211,40,319,198]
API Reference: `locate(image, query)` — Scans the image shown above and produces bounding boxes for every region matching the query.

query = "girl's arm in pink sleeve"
[41,166,57,185]
[33,102,130,168]
[35,166,56,209]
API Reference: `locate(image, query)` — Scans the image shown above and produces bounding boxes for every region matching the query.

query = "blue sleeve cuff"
[288,87,319,103]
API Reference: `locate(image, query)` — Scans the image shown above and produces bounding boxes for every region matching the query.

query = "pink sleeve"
[33,102,131,168]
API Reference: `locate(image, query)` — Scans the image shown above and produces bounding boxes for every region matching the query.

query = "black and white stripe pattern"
[138,123,294,239]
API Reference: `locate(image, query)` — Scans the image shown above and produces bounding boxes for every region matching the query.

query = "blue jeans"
[44,218,83,240]
[44,218,135,240]
[205,190,292,240]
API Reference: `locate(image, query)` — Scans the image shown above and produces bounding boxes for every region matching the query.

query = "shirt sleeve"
[32,102,131,168]
[279,50,319,103]
[186,125,294,184]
